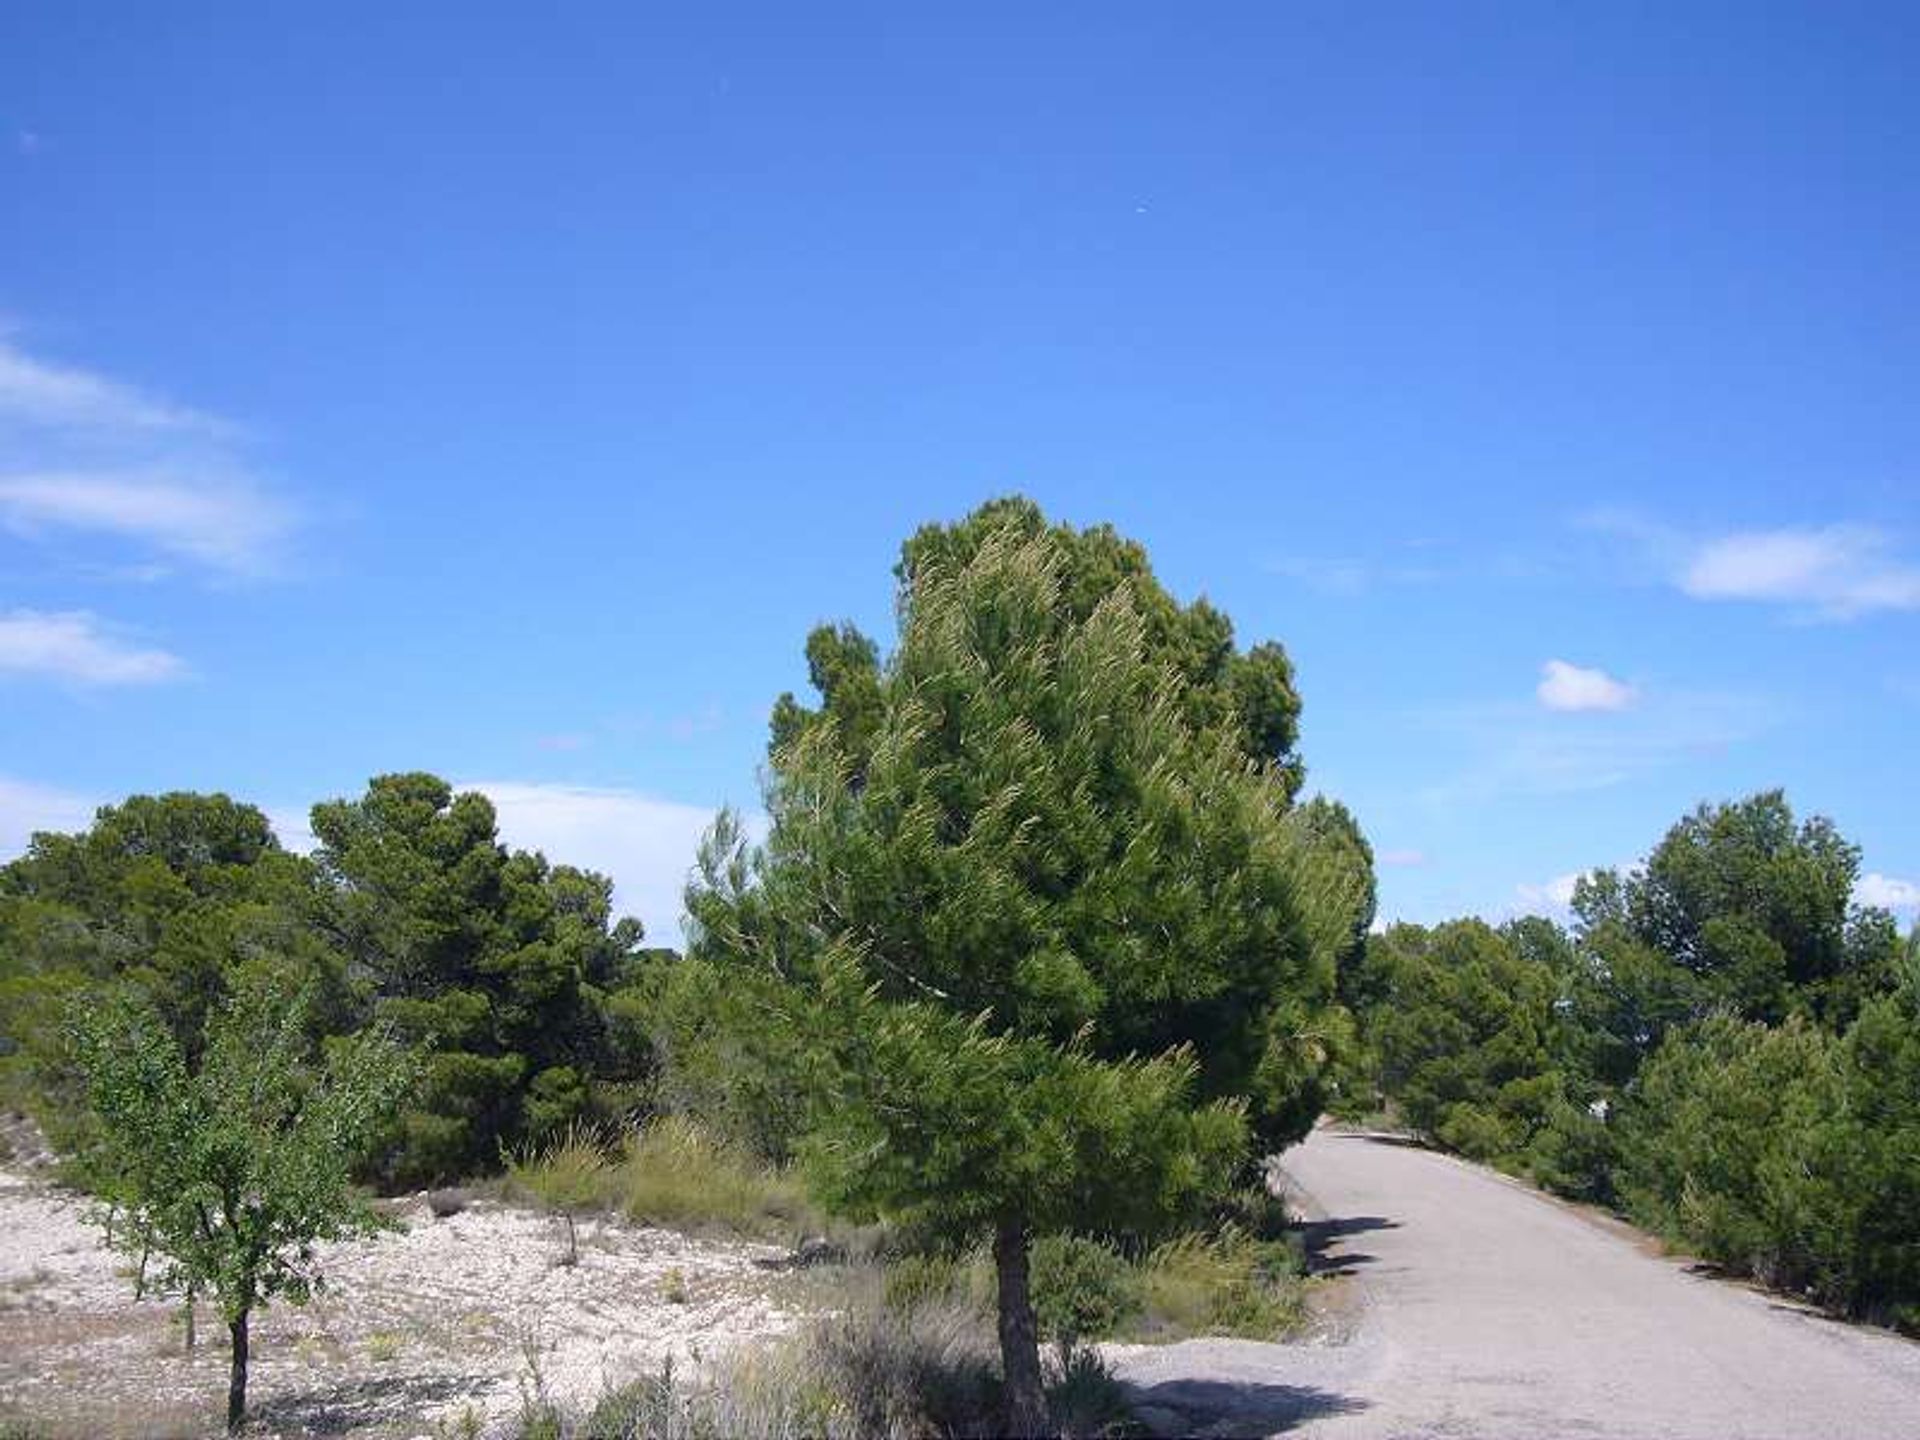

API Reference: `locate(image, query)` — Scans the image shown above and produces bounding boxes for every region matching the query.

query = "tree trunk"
[564,1212,578,1266]
[994,1220,1049,1437]
[226,1308,249,1432]
[184,1287,196,1351]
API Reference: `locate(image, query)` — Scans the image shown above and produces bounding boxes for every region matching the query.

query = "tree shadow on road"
[1296,1214,1399,1277]
[1121,1377,1370,1436]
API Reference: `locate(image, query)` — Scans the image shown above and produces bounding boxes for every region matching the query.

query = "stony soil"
[0,1165,807,1438]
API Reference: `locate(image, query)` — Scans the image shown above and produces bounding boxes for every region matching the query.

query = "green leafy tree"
[686,519,1346,1432]
[68,977,411,1431]
[770,495,1307,798]
[1583,792,1898,1025]
[310,773,648,1184]
[1367,921,1566,1155]
[0,794,347,1149]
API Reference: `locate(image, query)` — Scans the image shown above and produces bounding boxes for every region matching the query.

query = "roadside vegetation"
[3,499,1912,1432]
[504,1116,821,1244]
[0,498,1348,1435]
[1336,791,1920,1334]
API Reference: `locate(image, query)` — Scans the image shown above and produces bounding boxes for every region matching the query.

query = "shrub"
[1435,1103,1520,1162]
[881,1252,965,1314]
[1135,1225,1306,1340]
[1612,1005,1920,1329]
[617,1115,816,1239]
[506,1127,615,1212]
[1525,1098,1617,1204]
[1212,1179,1294,1242]
[502,1264,1136,1439]
[1030,1235,1141,1352]
[503,1115,821,1242]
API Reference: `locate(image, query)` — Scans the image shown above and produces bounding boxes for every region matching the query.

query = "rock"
[791,1235,846,1268]
[425,1188,471,1218]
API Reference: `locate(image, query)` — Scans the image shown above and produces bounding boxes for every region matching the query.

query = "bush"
[618,1115,817,1239]
[1615,1003,1920,1328]
[1030,1235,1141,1351]
[504,1115,820,1242]
[1524,1098,1617,1204]
[1435,1103,1520,1162]
[1134,1225,1306,1340]
[506,1126,614,1212]
[881,1251,966,1314]
[504,1273,1137,1440]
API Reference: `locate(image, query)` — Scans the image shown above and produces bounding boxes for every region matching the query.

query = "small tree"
[69,976,411,1432]
[687,519,1347,1433]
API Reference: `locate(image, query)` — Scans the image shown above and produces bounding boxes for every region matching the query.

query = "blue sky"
[2,4,1916,944]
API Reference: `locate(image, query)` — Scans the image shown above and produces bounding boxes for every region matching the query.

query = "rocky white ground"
[0,1165,805,1437]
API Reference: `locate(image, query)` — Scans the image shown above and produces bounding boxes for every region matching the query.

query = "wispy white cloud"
[1417,688,1772,805]
[0,472,293,577]
[0,336,227,436]
[0,775,97,857]
[1854,872,1920,915]
[1378,848,1428,867]
[0,334,295,579]
[1537,659,1636,713]
[0,609,185,685]
[1586,512,1920,621]
[1681,526,1920,619]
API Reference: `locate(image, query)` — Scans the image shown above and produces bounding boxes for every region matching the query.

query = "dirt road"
[1114,1127,1920,1439]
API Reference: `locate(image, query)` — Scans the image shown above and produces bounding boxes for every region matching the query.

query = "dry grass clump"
[504,1116,819,1242]
[510,1262,1132,1440]
[1134,1225,1307,1340]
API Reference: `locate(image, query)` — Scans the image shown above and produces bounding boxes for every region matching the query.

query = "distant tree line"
[1340,791,1919,1332]
[5,495,1914,1428]
[0,773,667,1192]
[0,498,1377,1434]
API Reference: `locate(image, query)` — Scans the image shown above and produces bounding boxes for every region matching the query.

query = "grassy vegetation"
[508,1268,1133,1440]
[1133,1227,1308,1340]
[882,1220,1311,1352]
[504,1116,823,1242]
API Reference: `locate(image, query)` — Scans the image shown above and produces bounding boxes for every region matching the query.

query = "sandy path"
[1115,1128,1920,1439]
[0,1167,804,1437]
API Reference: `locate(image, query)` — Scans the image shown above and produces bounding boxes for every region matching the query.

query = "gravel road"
[1112,1126,1920,1439]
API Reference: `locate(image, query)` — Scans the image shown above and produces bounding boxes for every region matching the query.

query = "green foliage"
[1366,919,1574,1165]
[771,494,1308,798]
[1616,997,1920,1326]
[505,1115,819,1241]
[688,506,1343,1430]
[313,773,652,1185]
[67,975,411,1429]
[2,776,658,1196]
[1576,791,1900,1027]
[0,792,348,1146]
[1344,789,1918,1328]
[1030,1235,1142,1350]
[1135,1226,1307,1340]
